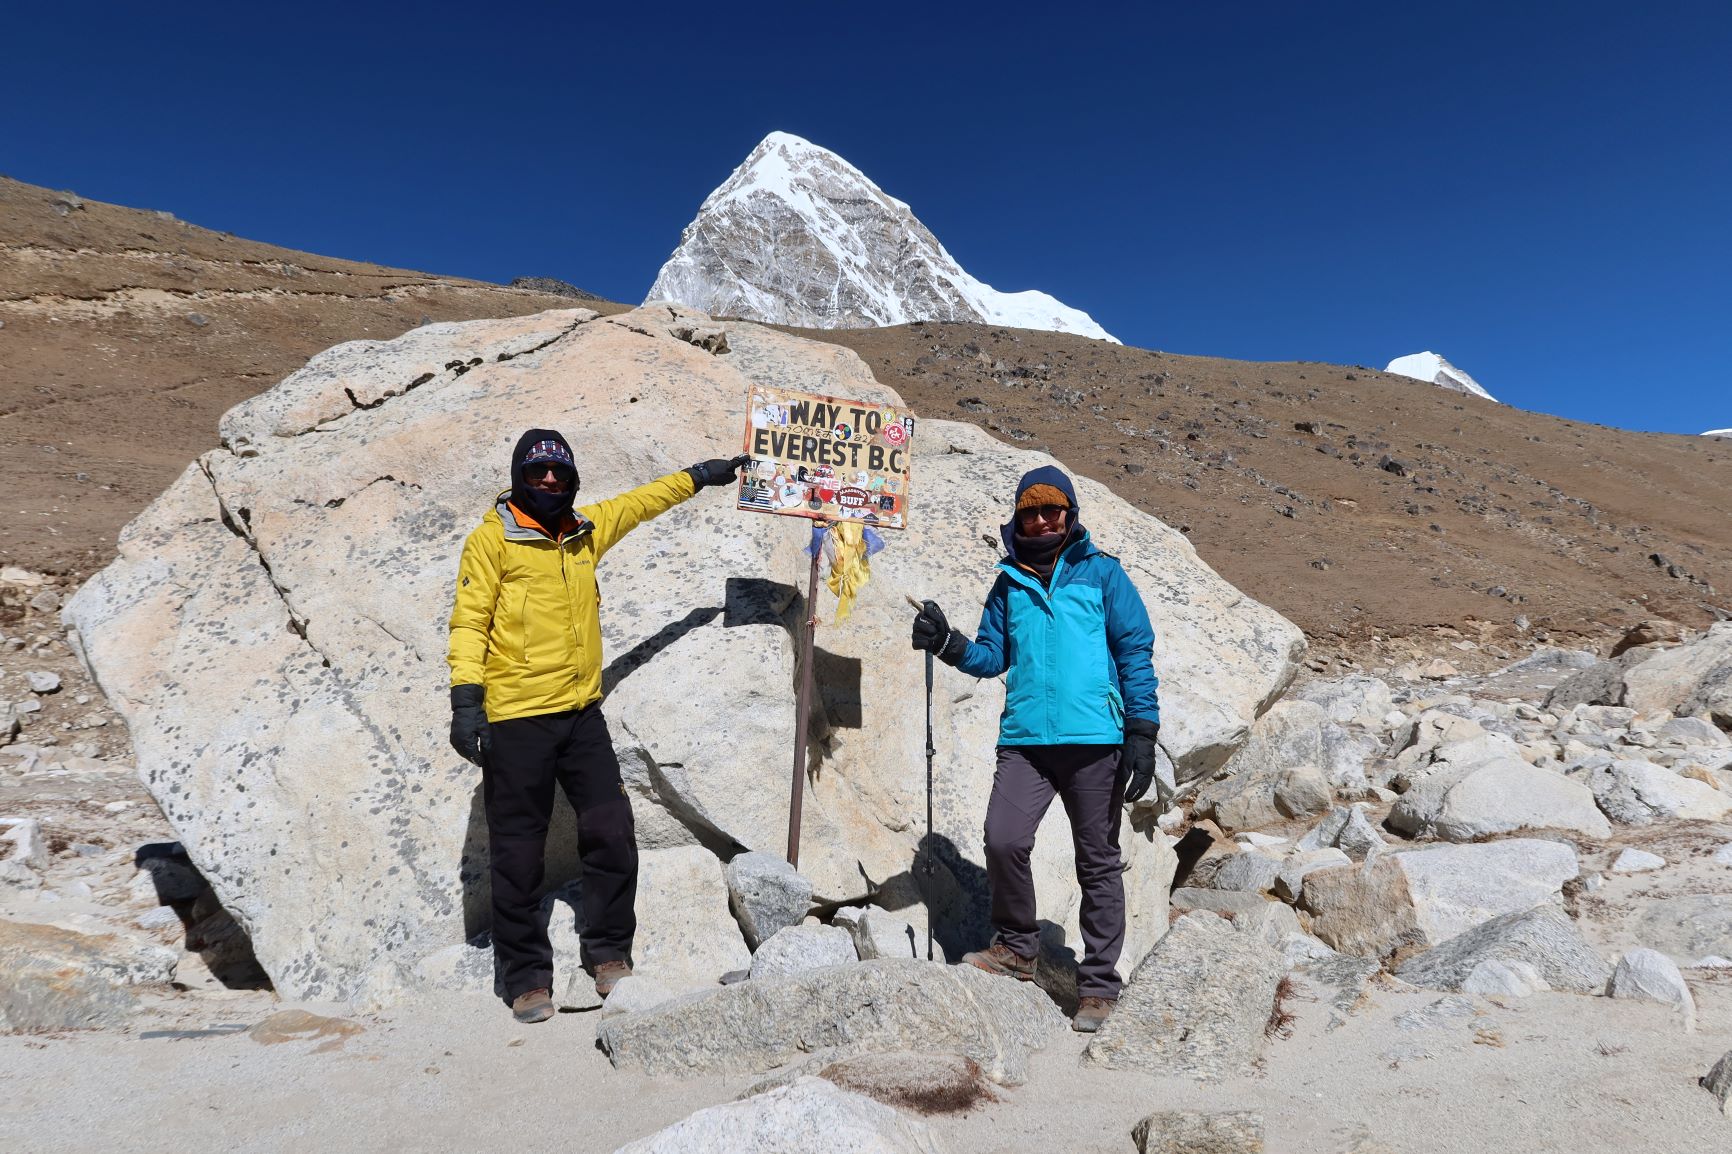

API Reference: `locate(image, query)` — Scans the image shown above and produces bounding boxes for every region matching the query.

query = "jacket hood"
[510,427,578,528]
[1000,465,1082,558]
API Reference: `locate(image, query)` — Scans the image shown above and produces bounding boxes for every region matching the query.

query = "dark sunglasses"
[1017,504,1069,522]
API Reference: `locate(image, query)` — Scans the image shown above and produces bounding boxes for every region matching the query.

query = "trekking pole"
[905,594,936,961]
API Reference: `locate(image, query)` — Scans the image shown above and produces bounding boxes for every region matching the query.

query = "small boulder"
[1703,1051,1732,1117]
[25,671,60,695]
[1082,913,1284,1080]
[1210,849,1284,894]
[1292,675,1395,728]
[1631,895,1732,965]
[597,959,1064,1086]
[1394,904,1608,994]
[1608,947,1696,1030]
[1210,699,1326,785]
[615,1076,945,1153]
[1132,1109,1265,1154]
[1586,759,1732,824]
[598,975,683,1020]
[1609,619,1685,658]
[1610,848,1666,874]
[0,920,176,1031]
[725,851,813,951]
[1296,805,1386,862]
[1196,764,1331,833]
[1390,756,1611,842]
[1302,839,1580,960]
[749,924,856,979]
[1274,848,1351,903]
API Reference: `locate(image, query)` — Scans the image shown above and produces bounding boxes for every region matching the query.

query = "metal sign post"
[786,523,827,868]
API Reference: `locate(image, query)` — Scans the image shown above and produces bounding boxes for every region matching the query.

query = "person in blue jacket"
[911,465,1164,1033]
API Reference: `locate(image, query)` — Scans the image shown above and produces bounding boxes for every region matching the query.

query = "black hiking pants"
[982,743,1126,999]
[483,703,636,1002]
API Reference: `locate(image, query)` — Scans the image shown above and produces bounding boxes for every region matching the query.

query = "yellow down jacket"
[447,470,697,722]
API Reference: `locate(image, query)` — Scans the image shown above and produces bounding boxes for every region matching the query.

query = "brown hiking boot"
[594,959,633,998]
[510,987,555,1024]
[961,941,1037,982]
[1072,996,1117,1033]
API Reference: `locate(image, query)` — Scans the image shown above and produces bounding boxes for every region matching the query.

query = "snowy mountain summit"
[1384,352,1498,402]
[1703,429,1732,442]
[645,132,1117,342]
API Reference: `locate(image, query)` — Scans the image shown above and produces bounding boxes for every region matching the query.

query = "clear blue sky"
[5,1,1728,434]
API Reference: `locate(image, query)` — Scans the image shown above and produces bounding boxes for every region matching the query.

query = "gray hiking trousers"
[982,743,1125,999]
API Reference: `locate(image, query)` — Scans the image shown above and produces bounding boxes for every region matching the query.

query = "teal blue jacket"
[955,530,1160,745]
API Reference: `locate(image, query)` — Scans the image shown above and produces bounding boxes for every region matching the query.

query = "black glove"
[910,600,969,666]
[1119,717,1163,805]
[450,684,491,767]
[686,454,750,489]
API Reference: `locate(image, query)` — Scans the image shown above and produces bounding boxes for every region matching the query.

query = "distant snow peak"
[1385,352,1498,403]
[645,131,1118,343]
[1703,428,1732,441]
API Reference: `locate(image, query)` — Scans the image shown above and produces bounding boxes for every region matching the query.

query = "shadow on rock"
[134,842,270,990]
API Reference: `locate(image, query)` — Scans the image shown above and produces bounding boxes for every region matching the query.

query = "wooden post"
[787,524,826,867]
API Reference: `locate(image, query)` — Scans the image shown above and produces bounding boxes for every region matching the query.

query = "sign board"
[737,386,914,528]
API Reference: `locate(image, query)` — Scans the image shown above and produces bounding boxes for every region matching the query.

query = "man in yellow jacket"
[447,428,746,1023]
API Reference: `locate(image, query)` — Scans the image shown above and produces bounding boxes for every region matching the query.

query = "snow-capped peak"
[1703,428,1732,441]
[645,132,1117,343]
[1385,352,1498,402]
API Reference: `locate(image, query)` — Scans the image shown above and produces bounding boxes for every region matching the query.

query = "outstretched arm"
[580,456,748,557]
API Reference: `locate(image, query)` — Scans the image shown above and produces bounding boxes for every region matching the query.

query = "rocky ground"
[4,178,1731,1152]
[6,554,1732,1148]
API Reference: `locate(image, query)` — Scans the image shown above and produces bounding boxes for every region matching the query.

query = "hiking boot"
[961,941,1037,982]
[511,987,555,1024]
[594,959,633,998]
[1072,996,1117,1033]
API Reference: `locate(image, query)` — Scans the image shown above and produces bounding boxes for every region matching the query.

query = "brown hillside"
[2,174,1726,661]
[0,176,626,575]
[794,322,1732,654]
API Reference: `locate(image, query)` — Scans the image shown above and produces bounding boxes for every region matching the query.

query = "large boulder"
[1206,699,1324,786]
[1300,840,1579,959]
[0,920,177,1031]
[596,958,1064,1085]
[614,1077,946,1154]
[1393,903,1607,993]
[1081,912,1284,1079]
[1623,624,1732,718]
[1387,756,1611,842]
[1585,759,1732,824]
[65,306,1301,1003]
